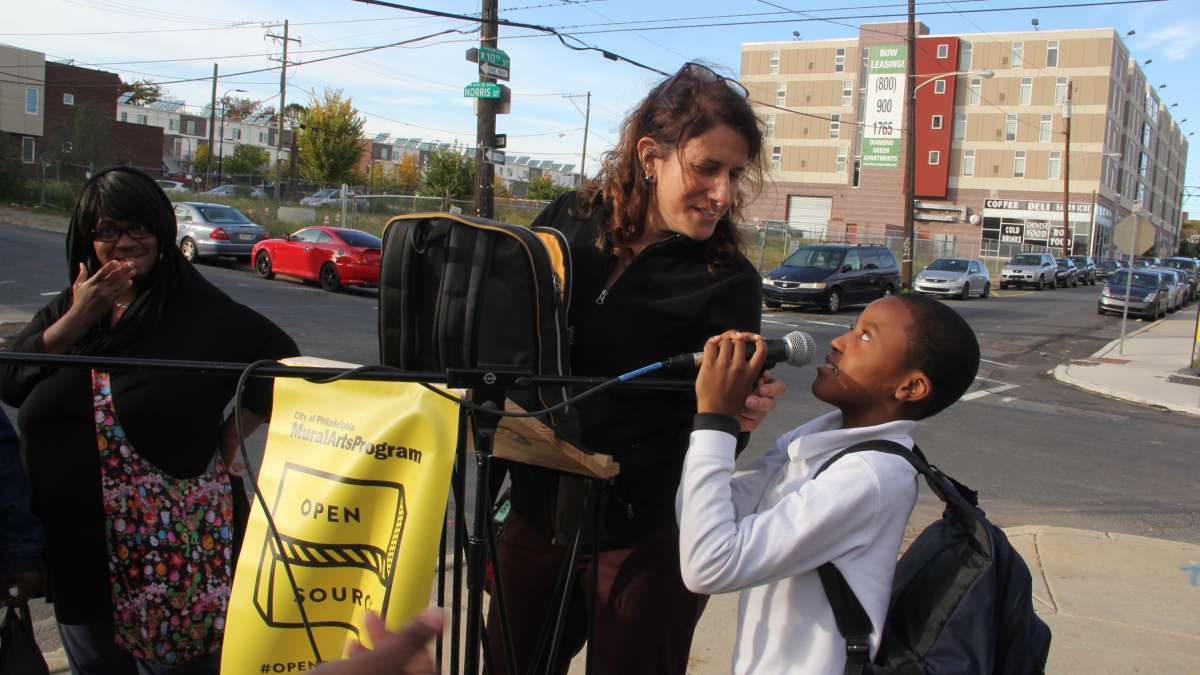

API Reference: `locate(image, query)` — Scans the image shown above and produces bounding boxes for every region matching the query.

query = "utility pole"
[268,20,300,202]
[901,0,917,288]
[563,92,591,188]
[206,64,217,191]
[1061,82,1073,257]
[474,0,498,219]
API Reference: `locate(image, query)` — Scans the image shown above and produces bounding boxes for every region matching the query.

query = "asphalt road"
[2,222,1198,665]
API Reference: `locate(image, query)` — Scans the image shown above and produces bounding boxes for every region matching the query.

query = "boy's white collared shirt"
[676,411,919,674]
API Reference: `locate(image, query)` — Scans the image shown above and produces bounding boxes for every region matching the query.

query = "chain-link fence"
[742,219,1060,277]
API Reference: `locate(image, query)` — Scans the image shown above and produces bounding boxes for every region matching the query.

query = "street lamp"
[217,88,246,186]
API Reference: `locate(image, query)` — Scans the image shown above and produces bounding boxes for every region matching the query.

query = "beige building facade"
[1,44,46,165]
[741,24,1188,260]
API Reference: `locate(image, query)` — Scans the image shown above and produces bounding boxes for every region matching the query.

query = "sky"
[4,0,1199,209]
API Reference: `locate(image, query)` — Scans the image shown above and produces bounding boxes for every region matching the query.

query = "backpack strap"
[812,440,979,673]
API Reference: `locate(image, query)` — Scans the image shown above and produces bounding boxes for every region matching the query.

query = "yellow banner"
[221,375,459,674]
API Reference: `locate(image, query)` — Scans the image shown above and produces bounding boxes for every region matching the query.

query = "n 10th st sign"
[477,47,509,68]
[464,82,501,99]
[862,44,907,168]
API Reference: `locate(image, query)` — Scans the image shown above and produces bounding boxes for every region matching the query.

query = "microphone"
[664,330,816,370]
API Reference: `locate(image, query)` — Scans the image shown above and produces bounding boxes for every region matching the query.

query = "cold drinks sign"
[862,45,907,168]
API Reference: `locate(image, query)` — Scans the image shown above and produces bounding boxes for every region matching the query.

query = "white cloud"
[1148,23,1200,62]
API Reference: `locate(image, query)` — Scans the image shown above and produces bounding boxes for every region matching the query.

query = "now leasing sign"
[862,45,907,168]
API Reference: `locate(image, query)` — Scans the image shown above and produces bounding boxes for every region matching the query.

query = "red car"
[252,226,381,292]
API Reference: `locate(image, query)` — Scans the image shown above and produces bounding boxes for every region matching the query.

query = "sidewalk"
[566,526,1200,674]
[0,205,69,234]
[1054,305,1200,416]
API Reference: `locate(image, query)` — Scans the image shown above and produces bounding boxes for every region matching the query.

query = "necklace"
[114,301,130,312]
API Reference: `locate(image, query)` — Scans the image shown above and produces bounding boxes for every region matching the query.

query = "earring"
[644,173,654,183]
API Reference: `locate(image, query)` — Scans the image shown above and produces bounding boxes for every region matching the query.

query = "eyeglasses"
[668,62,750,100]
[92,222,156,243]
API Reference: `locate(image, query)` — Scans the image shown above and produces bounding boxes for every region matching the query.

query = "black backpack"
[378,212,574,428]
[814,440,1051,675]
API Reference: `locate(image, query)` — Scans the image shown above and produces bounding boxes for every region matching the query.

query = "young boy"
[676,294,980,674]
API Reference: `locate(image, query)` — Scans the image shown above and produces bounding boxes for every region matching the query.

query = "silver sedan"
[914,258,992,300]
[173,202,267,262]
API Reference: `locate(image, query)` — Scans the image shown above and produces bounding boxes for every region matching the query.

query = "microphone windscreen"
[782,331,816,367]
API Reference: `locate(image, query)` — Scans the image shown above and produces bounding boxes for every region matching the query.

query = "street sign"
[862,44,907,168]
[478,47,510,68]
[485,149,506,165]
[464,82,502,99]
[494,134,507,149]
[480,62,510,81]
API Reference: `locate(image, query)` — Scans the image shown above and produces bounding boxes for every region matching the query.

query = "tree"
[296,89,366,185]
[119,79,162,106]
[419,146,474,200]
[493,174,511,199]
[395,153,421,194]
[527,173,570,201]
[192,144,213,177]
[221,96,259,122]
[222,144,269,178]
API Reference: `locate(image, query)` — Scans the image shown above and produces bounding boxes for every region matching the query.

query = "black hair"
[894,294,980,419]
[67,166,177,278]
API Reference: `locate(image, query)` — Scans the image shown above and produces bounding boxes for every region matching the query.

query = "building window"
[934,79,946,94]
[21,137,35,163]
[842,80,852,106]
[1048,151,1061,180]
[1141,122,1151,147]
[119,111,127,122]
[830,114,840,139]
[382,146,391,160]
[1040,114,1052,142]
[937,43,949,59]
[1014,150,1026,178]
[960,41,973,71]
[928,150,941,165]
[770,49,780,74]
[963,150,975,176]
[765,113,775,138]
[852,158,861,187]
[836,148,847,173]
[931,114,943,130]
[63,93,75,106]
[231,127,241,140]
[969,78,981,105]
[168,119,178,131]
[187,120,196,135]
[1055,77,1067,104]
[137,114,148,125]
[1005,114,1017,141]
[259,131,267,144]
[1046,40,1059,68]
[859,47,870,87]
[1139,152,1148,178]
[25,88,38,114]
[1135,181,1145,202]
[1011,41,1024,68]
[776,82,787,106]
[954,112,967,141]
[771,146,782,171]
[834,47,845,72]
[1019,77,1032,105]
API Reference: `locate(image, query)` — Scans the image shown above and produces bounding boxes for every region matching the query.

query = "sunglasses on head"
[92,221,156,243]
[667,62,750,99]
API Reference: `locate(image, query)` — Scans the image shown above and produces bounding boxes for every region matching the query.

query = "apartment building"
[741,23,1188,259]
[1,44,45,168]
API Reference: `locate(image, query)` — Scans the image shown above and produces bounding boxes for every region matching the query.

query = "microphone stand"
[0,352,691,675]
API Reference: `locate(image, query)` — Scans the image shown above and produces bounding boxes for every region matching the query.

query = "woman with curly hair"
[485,62,785,674]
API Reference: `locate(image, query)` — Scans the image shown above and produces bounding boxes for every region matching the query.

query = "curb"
[1052,363,1200,417]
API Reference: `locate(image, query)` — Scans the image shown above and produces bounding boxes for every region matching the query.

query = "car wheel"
[764,300,781,309]
[982,282,991,299]
[960,282,970,301]
[824,288,842,314]
[1097,306,1104,315]
[1071,277,1078,288]
[882,284,895,297]
[180,238,197,263]
[1037,275,1045,291]
[319,263,341,292]
[255,252,275,279]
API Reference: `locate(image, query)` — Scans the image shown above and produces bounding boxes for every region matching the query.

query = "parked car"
[761,243,900,313]
[1053,258,1079,288]
[1151,268,1185,313]
[1068,255,1097,285]
[173,202,267,262]
[1131,257,1162,269]
[1000,252,1057,290]
[156,179,189,194]
[201,184,267,199]
[252,226,382,292]
[1094,259,1125,281]
[914,258,991,300]
[1162,257,1198,302]
[1098,269,1168,320]
[300,188,341,207]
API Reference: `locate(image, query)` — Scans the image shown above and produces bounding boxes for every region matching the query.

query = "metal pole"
[218,102,225,185]
[1089,189,1098,259]
[206,64,217,191]
[1119,213,1139,355]
[271,20,298,203]
[1062,82,1072,256]
[901,0,917,289]
[473,0,498,219]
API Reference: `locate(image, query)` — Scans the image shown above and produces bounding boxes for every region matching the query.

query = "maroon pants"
[484,512,707,675]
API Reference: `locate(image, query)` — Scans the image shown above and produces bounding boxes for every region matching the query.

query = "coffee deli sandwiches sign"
[985,199,1092,249]
[222,367,459,673]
